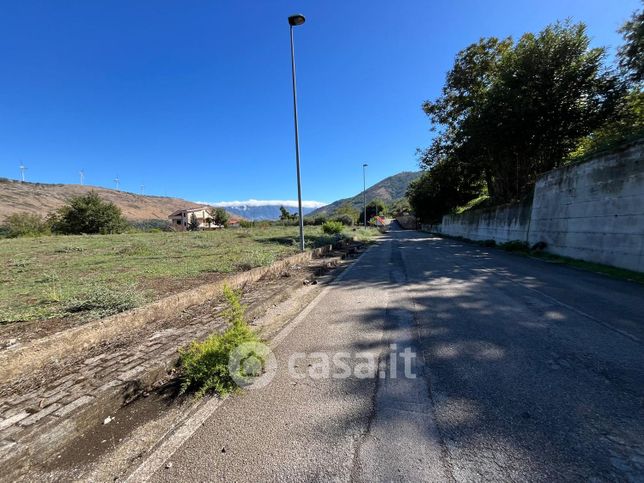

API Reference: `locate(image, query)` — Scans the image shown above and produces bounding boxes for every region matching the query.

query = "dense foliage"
[409,15,644,222]
[50,191,128,235]
[358,199,386,225]
[322,220,344,234]
[619,4,644,83]
[1,212,51,238]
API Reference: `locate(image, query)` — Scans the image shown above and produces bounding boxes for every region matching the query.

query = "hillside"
[0,178,217,222]
[309,171,421,217]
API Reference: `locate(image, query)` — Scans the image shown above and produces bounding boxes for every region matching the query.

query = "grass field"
[1,226,378,324]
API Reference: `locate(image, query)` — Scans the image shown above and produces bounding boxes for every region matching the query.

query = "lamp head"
[288,14,306,26]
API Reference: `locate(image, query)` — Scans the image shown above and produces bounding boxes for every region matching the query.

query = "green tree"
[358,199,386,225]
[211,208,230,227]
[50,192,128,235]
[1,212,50,238]
[422,22,621,204]
[279,206,296,221]
[618,3,644,83]
[407,162,481,223]
[333,202,359,225]
[390,198,412,217]
[187,213,200,231]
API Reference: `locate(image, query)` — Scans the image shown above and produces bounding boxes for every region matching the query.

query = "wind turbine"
[19,163,27,182]
[79,170,85,185]
[140,184,145,195]
[114,176,120,190]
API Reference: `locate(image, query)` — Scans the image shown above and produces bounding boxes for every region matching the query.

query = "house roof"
[168,206,211,217]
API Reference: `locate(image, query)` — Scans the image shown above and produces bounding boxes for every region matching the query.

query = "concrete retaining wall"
[435,140,644,272]
[440,198,533,243]
[529,142,644,272]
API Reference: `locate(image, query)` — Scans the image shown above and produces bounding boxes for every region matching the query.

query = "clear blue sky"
[0,0,639,205]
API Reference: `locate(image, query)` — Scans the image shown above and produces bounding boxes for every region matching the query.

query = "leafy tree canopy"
[619,3,644,83]
[411,21,625,221]
[51,192,128,235]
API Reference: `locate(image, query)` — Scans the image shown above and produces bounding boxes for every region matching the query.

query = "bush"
[51,191,128,235]
[312,215,328,225]
[239,220,253,228]
[322,220,344,234]
[1,212,50,238]
[64,285,144,318]
[179,286,264,397]
[331,214,353,226]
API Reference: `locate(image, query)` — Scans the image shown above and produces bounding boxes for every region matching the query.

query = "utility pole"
[19,163,27,182]
[363,163,368,228]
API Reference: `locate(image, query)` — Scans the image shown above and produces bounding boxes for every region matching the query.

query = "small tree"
[187,213,200,231]
[279,206,296,221]
[212,208,230,227]
[51,191,128,235]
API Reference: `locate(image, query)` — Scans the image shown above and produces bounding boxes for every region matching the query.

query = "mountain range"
[223,205,318,221]
[308,171,421,217]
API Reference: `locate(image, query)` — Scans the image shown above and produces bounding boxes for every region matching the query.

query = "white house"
[168,207,214,230]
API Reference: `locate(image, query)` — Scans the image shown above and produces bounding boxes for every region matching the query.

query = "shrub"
[64,285,144,318]
[179,286,264,397]
[331,214,353,226]
[239,220,253,228]
[322,220,344,235]
[312,215,328,225]
[50,191,128,235]
[2,212,50,238]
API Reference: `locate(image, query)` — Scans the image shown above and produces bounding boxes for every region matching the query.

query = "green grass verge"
[527,251,644,285]
[0,226,373,324]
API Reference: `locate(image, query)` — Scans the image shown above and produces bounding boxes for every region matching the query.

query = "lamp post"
[288,13,306,251]
[362,163,368,228]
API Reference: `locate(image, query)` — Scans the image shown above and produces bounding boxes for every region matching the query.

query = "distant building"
[168,207,213,230]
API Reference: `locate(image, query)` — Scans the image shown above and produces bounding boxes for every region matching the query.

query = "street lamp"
[288,13,306,251]
[362,164,368,228]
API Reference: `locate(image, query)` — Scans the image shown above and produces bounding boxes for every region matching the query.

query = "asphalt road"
[146,227,644,482]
